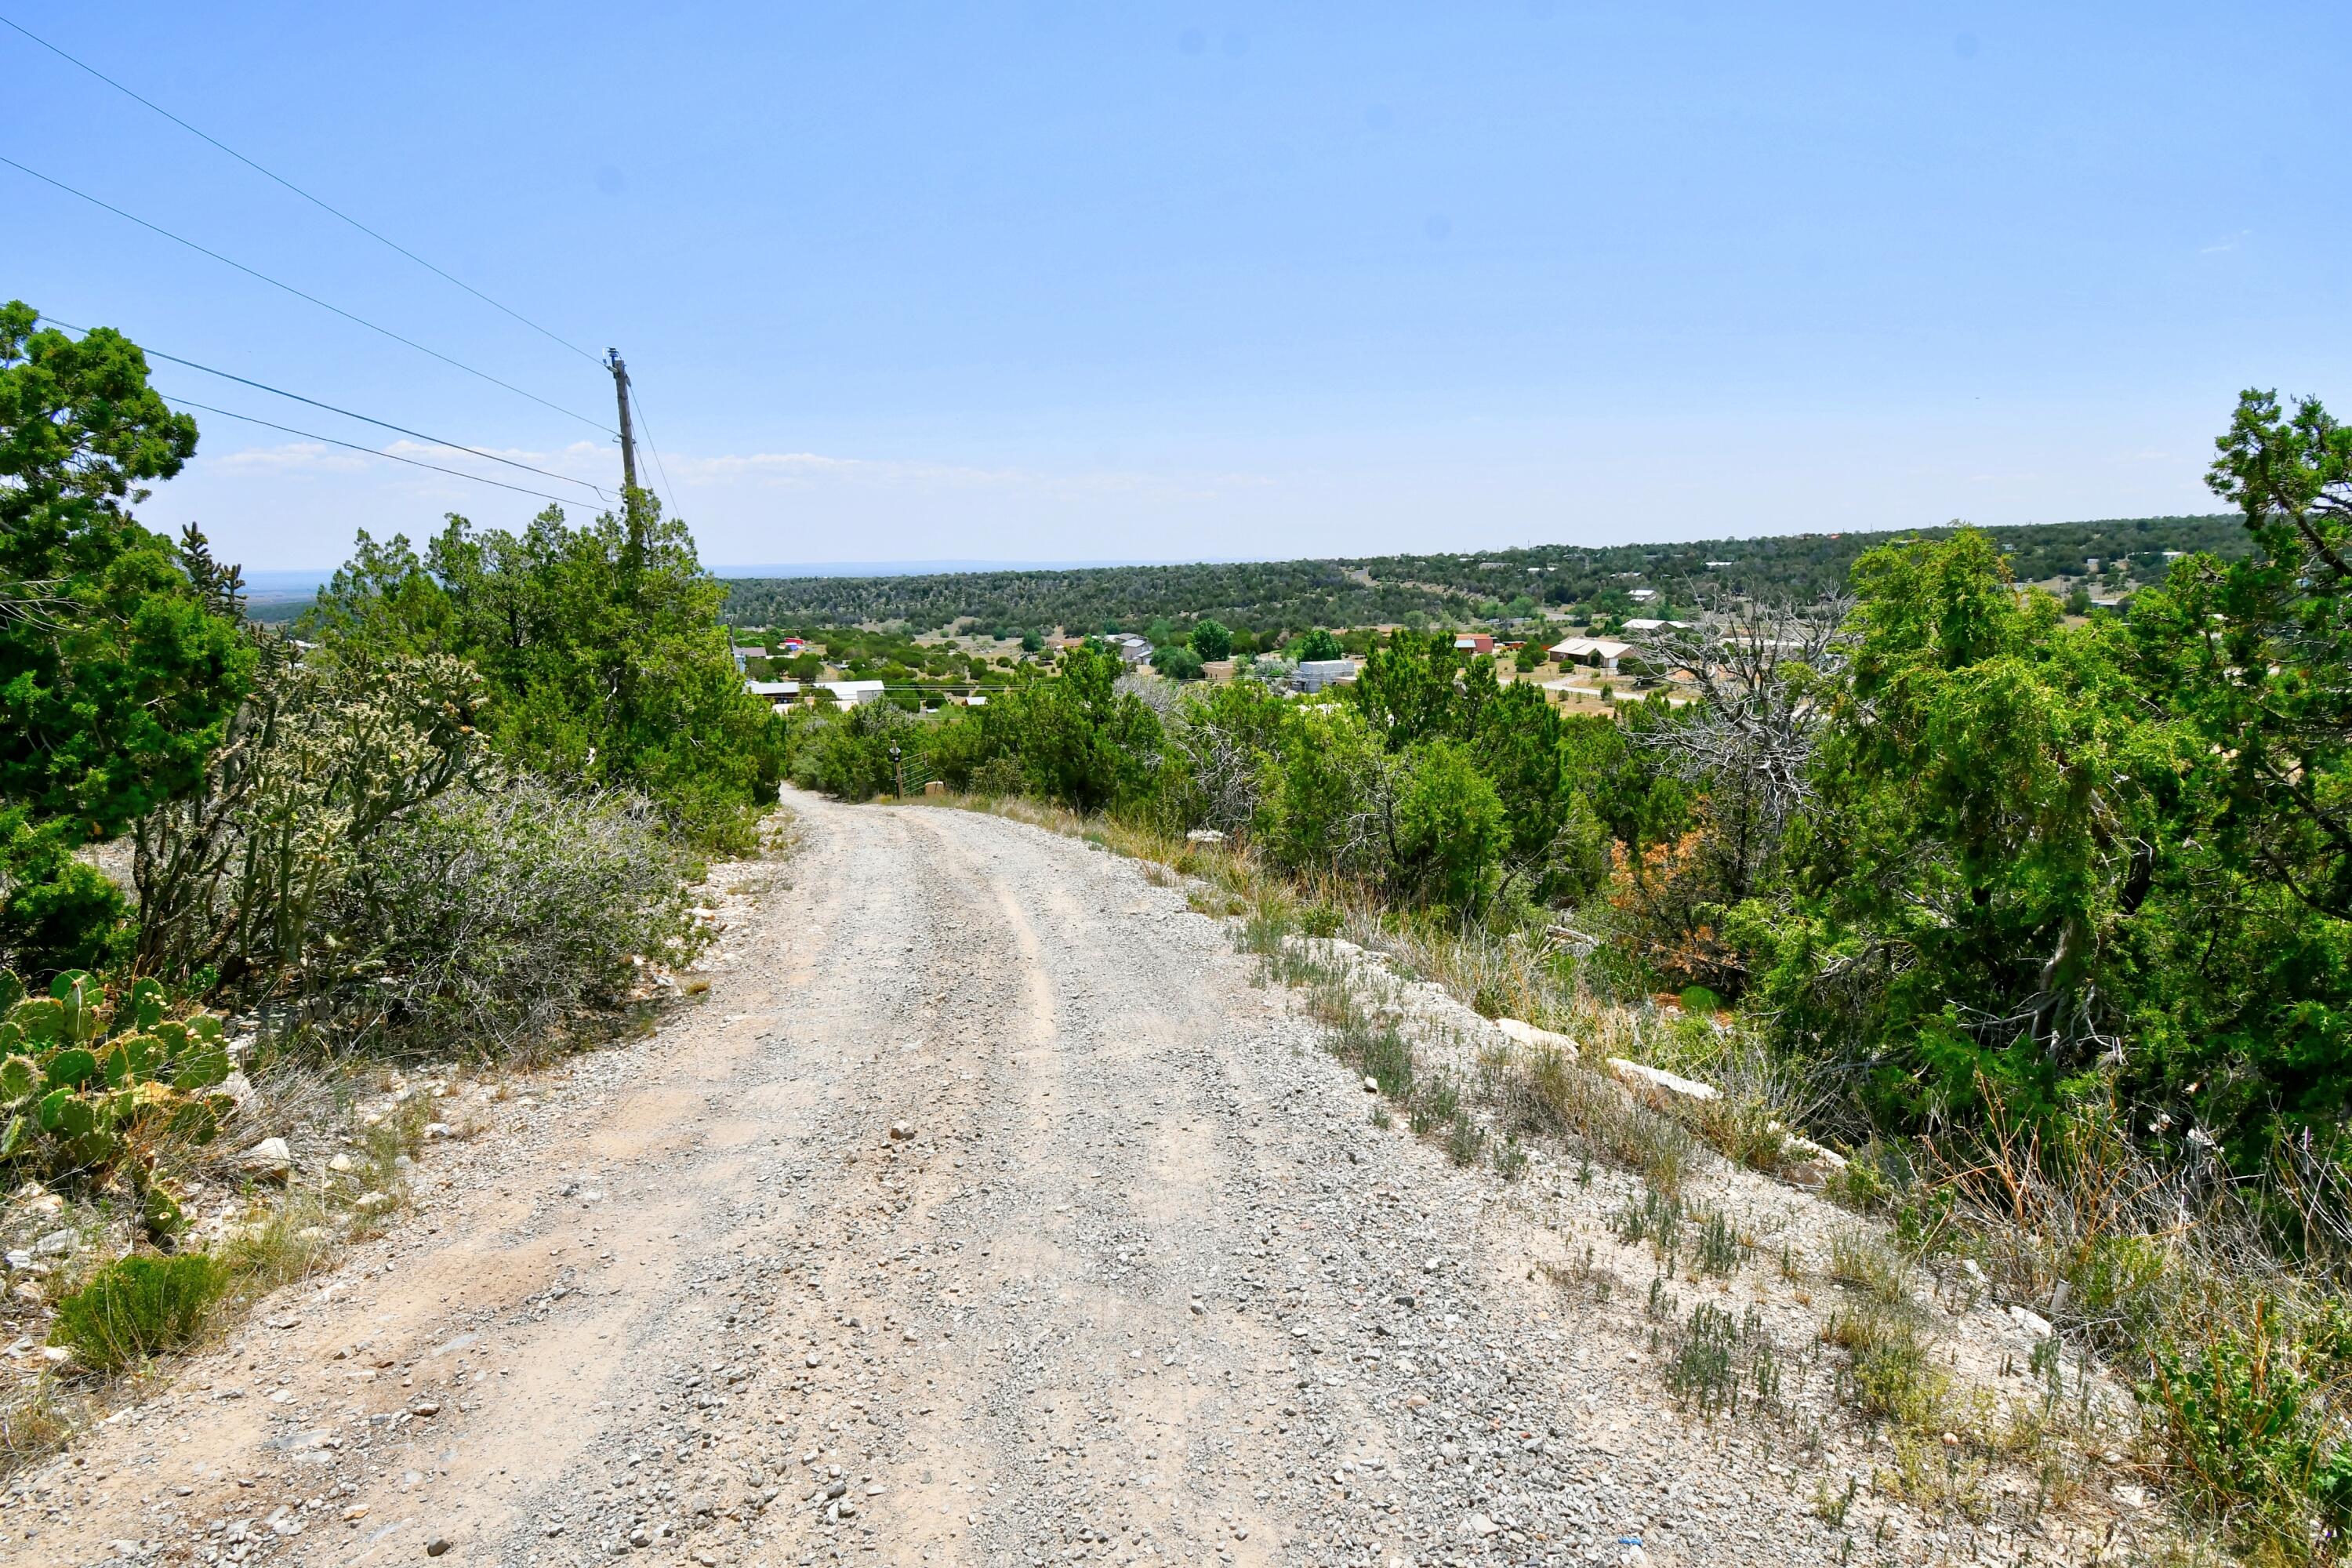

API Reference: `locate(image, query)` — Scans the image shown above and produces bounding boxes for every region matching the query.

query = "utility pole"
[605,349,638,493]
[607,348,643,575]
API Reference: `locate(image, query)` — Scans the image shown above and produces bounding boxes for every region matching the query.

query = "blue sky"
[7,2,2343,570]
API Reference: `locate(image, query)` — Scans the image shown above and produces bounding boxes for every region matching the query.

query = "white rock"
[31,1229,74,1258]
[1496,1018,1579,1059]
[237,1137,293,1181]
[2009,1305,2054,1338]
[1778,1134,1848,1190]
[2,1249,30,1271]
[1463,1512,1500,1538]
[1606,1058,1719,1106]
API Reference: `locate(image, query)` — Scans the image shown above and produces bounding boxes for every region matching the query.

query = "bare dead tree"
[1627,595,1852,897]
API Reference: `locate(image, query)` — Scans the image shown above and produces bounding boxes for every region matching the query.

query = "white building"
[1292,659,1360,693]
[818,680,887,707]
[745,679,799,710]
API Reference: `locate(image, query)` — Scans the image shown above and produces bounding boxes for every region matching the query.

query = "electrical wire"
[0,154,616,436]
[38,314,608,501]
[160,391,601,509]
[0,11,603,368]
[627,383,681,520]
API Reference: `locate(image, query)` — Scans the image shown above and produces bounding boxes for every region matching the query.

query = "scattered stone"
[425,1534,452,1557]
[1606,1058,1719,1107]
[31,1229,74,1258]
[888,1123,915,1142]
[328,1154,355,1174]
[1777,1133,1848,1190]
[1496,1018,1580,1058]
[237,1138,294,1182]
[2009,1305,2055,1338]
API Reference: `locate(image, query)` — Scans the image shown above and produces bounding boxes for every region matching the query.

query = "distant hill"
[717,514,2249,633]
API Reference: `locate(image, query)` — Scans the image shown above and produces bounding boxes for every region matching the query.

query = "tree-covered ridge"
[720,514,2247,631]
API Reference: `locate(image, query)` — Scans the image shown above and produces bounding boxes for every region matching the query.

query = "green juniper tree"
[0,303,251,975]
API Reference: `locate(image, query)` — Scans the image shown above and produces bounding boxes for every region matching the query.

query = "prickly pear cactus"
[0,970,241,1212]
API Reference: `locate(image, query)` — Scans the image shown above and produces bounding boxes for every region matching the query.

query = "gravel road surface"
[3,793,2123,1568]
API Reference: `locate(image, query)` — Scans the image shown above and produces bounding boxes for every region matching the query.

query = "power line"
[627,383,681,520]
[38,314,608,501]
[0,154,616,436]
[159,391,603,509]
[0,11,603,368]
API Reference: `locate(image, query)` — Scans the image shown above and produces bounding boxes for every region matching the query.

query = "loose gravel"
[2,793,2151,1568]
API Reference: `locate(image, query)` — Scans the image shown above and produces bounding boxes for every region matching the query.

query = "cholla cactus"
[0,971,239,1235]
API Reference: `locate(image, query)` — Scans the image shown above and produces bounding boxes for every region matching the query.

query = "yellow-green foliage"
[0,970,236,1233]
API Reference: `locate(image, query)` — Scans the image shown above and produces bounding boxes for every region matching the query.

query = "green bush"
[790,702,920,802]
[1189,619,1232,662]
[1391,739,1507,909]
[989,644,1161,813]
[1152,644,1205,681]
[1292,627,1343,662]
[327,780,704,1055]
[49,1252,225,1370]
[0,843,129,978]
[1255,706,1390,880]
[2139,1299,2352,1559]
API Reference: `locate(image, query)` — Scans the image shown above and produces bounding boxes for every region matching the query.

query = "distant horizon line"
[228,513,2239,597]
[234,556,1247,596]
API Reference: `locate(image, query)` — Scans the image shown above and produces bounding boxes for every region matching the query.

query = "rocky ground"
[2,792,2158,1568]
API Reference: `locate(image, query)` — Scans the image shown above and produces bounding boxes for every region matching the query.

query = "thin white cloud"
[208,441,372,475]
[674,448,1270,503]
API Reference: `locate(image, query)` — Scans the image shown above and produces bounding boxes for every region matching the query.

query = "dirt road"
[3,794,2098,1568]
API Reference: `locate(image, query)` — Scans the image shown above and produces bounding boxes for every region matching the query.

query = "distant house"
[1619,618,1693,633]
[775,637,807,655]
[1704,561,1733,569]
[1292,659,1360,694]
[1104,633,1153,667]
[745,679,799,711]
[1453,633,1494,655]
[1548,637,1632,676]
[1626,588,1659,603]
[1199,659,1238,683]
[815,680,887,707]
[731,644,766,673]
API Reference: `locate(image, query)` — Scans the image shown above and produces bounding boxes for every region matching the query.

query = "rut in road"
[6,792,2114,1568]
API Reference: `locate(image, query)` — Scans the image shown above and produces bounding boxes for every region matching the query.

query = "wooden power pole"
[606,349,638,494]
